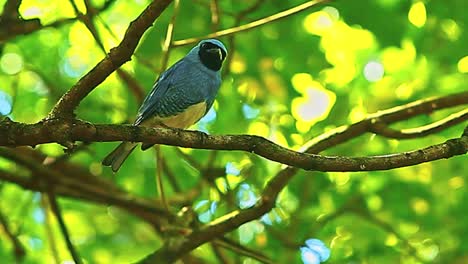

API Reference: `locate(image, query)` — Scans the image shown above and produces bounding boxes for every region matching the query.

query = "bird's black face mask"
[199,42,227,71]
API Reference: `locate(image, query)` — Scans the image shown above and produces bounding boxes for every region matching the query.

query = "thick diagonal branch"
[48,0,173,118]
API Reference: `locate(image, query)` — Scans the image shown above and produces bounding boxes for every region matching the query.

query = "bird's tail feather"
[102,142,137,172]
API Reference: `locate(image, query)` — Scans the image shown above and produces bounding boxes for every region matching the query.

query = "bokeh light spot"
[385,234,398,246]
[291,76,336,132]
[363,61,384,82]
[457,56,468,73]
[230,54,246,74]
[0,53,24,75]
[242,104,260,119]
[22,6,42,17]
[411,197,429,215]
[248,121,269,137]
[408,2,426,28]
[237,183,258,209]
[303,11,334,36]
[301,247,321,264]
[0,90,13,115]
[323,6,340,20]
[441,19,461,41]
[448,176,464,189]
[301,238,331,264]
[292,73,314,93]
[367,195,383,211]
[225,162,240,176]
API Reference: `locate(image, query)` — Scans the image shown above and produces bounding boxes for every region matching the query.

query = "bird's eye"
[201,43,208,49]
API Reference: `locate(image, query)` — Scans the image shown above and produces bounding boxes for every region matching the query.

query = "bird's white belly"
[143,102,207,129]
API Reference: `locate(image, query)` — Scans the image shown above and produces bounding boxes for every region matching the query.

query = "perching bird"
[102,39,227,172]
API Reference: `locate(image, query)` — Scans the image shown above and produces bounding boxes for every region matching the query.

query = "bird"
[102,39,227,172]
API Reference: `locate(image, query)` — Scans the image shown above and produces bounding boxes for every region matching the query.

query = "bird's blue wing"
[134,61,208,126]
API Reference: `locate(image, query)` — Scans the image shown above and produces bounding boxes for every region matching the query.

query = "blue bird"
[102,39,227,172]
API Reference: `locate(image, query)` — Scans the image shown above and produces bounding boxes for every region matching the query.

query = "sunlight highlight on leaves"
[291,73,336,132]
[381,39,416,73]
[303,11,333,34]
[248,121,269,137]
[20,0,75,24]
[408,2,427,28]
[230,53,247,74]
[304,14,378,87]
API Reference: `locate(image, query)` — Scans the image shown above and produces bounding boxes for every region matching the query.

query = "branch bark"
[1,92,467,171]
[1,117,467,172]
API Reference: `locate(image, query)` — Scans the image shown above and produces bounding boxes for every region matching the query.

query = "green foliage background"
[0,0,466,263]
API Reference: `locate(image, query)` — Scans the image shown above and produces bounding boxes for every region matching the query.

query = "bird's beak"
[207,47,223,61]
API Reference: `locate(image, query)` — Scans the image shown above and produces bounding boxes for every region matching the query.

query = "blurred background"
[0,0,467,263]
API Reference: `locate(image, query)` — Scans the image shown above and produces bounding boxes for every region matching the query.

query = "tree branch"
[70,0,146,103]
[369,108,468,139]
[0,148,173,227]
[1,92,467,170]
[136,91,468,262]
[172,0,332,47]
[48,0,174,118]
[47,189,82,264]
[0,0,22,21]
[1,119,466,172]
[0,208,25,261]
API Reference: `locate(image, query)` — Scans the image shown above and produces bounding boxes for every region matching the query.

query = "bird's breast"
[145,101,208,129]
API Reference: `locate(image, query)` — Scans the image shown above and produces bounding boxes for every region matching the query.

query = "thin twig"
[0,208,25,261]
[211,243,230,264]
[209,0,220,31]
[351,209,427,263]
[215,237,275,264]
[161,158,181,192]
[223,0,265,77]
[155,146,170,212]
[370,108,468,139]
[47,188,82,264]
[0,150,171,223]
[160,0,180,72]
[152,0,180,209]
[176,148,203,171]
[42,194,60,264]
[172,0,332,47]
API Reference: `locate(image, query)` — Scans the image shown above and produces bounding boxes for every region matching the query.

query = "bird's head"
[196,39,227,71]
